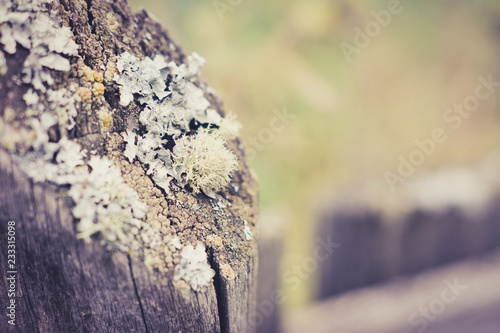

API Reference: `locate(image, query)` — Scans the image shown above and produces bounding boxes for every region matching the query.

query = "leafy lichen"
[114,51,240,196]
[173,242,216,292]
[0,0,78,91]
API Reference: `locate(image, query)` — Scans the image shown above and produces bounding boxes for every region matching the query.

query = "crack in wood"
[208,247,229,333]
[128,255,150,333]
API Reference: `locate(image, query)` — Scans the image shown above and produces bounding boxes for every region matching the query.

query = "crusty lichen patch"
[83,65,104,83]
[75,87,92,102]
[99,109,112,132]
[93,82,105,96]
[220,263,235,281]
[174,242,215,292]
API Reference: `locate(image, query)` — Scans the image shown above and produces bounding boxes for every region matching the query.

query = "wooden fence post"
[0,0,259,332]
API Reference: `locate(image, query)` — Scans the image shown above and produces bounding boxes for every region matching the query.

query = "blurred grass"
[130,0,500,307]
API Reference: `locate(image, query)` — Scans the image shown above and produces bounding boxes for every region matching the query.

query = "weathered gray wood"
[0,0,259,332]
[0,149,156,332]
[318,208,394,298]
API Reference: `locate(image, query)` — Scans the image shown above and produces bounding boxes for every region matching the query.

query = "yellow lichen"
[93,82,105,96]
[94,72,104,82]
[75,87,92,102]
[220,263,235,280]
[83,66,104,83]
[206,235,223,249]
[28,129,37,143]
[0,119,34,153]
[99,110,112,131]
[84,67,95,82]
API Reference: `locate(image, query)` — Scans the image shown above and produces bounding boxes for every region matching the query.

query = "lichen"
[220,263,235,281]
[114,51,240,196]
[75,87,92,102]
[106,13,120,33]
[0,0,78,91]
[23,89,40,108]
[0,0,255,294]
[2,106,15,123]
[83,66,104,83]
[173,242,215,292]
[0,0,151,252]
[99,109,112,132]
[172,128,238,195]
[47,88,78,130]
[93,82,105,96]
[243,219,253,241]
[218,112,242,140]
[69,156,151,246]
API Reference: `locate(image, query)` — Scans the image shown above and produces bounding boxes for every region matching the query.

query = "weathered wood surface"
[317,164,500,299]
[284,251,500,333]
[0,0,259,332]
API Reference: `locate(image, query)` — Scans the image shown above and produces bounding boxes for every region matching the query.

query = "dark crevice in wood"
[209,249,229,333]
[86,0,95,35]
[128,255,149,333]
[103,85,120,110]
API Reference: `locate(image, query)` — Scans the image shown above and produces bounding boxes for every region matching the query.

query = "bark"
[0,0,259,332]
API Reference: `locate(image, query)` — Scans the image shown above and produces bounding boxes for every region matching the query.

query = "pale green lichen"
[173,242,215,292]
[115,51,241,196]
[172,128,238,195]
[69,156,151,246]
[0,0,78,91]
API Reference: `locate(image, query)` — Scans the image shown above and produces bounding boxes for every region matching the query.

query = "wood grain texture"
[0,0,259,332]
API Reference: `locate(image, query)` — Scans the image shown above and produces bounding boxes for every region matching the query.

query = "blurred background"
[130,0,500,332]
